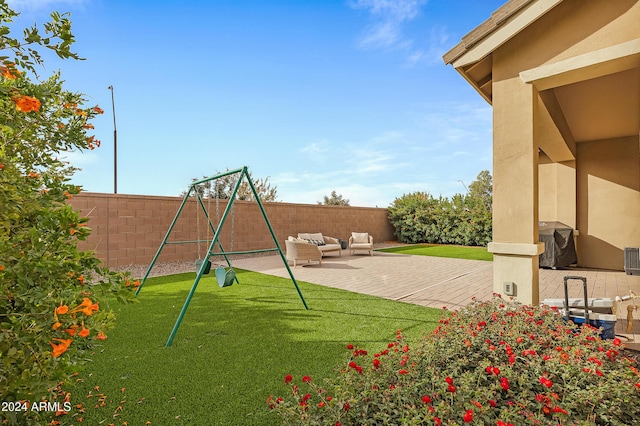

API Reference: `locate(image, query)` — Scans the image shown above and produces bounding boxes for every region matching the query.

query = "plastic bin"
[566,311,617,340]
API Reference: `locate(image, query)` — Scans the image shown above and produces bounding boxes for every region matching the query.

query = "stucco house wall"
[445,0,640,304]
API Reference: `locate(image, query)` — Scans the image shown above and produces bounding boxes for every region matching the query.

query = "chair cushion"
[298,233,325,243]
[352,232,369,244]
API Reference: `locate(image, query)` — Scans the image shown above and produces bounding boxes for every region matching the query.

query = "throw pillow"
[304,239,326,246]
[352,232,369,244]
[308,233,325,243]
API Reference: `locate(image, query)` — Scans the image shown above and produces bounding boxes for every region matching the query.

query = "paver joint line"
[394,264,493,301]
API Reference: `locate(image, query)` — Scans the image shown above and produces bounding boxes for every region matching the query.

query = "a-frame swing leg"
[165,169,244,347]
[244,169,309,310]
[135,185,195,296]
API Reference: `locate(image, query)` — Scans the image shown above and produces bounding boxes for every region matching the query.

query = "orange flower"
[95,331,107,341]
[71,297,98,316]
[0,265,4,271]
[14,95,41,113]
[79,322,90,338]
[50,338,72,358]
[55,304,69,315]
[52,321,63,330]
[63,325,78,336]
[93,106,104,114]
[1,65,19,80]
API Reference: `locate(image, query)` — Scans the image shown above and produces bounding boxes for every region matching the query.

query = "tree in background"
[0,3,134,423]
[468,169,492,211]
[387,170,492,246]
[186,169,278,202]
[318,190,350,206]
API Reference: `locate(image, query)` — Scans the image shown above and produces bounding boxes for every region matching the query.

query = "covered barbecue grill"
[539,221,578,269]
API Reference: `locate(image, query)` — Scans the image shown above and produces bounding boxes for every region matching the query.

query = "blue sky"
[8,0,505,207]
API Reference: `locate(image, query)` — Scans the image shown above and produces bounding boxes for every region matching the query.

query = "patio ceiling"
[444,0,640,147]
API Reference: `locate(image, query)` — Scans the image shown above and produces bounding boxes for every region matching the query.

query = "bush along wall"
[387,170,492,247]
[388,192,491,246]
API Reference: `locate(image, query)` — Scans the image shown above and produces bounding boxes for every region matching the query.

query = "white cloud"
[300,141,329,155]
[60,149,98,167]
[351,0,427,52]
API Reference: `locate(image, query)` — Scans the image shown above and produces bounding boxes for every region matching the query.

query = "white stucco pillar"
[488,77,544,306]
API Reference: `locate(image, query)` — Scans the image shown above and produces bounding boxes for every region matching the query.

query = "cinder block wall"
[70,193,396,268]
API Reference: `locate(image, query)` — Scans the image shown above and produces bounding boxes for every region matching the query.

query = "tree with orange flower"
[0,2,135,423]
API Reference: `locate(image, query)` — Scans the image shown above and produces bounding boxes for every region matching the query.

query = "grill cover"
[539,221,578,268]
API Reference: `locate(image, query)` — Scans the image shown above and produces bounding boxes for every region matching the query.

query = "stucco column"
[488,77,544,305]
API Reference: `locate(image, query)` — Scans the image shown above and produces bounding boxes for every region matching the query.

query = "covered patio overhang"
[444,0,640,304]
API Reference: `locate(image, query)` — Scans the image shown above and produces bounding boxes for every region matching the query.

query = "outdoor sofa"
[284,233,343,268]
[297,233,342,257]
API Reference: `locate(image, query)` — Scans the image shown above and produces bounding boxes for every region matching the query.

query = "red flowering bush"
[269,296,640,425]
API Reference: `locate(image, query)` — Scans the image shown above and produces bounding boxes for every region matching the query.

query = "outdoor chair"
[349,232,374,256]
[285,237,322,267]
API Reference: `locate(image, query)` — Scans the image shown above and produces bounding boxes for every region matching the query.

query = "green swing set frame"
[135,166,309,347]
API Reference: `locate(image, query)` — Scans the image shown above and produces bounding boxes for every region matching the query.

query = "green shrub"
[388,192,491,247]
[1,5,135,424]
[269,296,640,425]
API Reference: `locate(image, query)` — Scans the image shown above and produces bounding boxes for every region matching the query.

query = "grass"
[377,244,493,261]
[65,269,441,425]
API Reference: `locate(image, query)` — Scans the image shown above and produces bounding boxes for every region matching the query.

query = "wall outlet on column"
[503,281,514,296]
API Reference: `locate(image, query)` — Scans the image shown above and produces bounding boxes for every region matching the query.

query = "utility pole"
[108,85,117,193]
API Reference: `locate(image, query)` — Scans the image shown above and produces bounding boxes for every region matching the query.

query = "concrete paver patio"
[233,250,640,309]
[232,249,640,342]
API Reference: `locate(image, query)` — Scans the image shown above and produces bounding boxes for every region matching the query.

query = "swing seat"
[215,265,237,287]
[195,259,211,274]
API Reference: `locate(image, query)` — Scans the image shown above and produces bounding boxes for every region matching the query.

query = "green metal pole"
[165,169,246,346]
[136,186,195,296]
[165,258,209,347]
[244,168,309,310]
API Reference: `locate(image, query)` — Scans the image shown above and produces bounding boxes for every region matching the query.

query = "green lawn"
[377,244,493,261]
[66,269,441,425]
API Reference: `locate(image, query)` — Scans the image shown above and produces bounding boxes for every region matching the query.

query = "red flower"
[463,409,474,423]
[445,377,454,385]
[613,337,622,347]
[343,402,350,411]
[488,399,497,408]
[421,395,432,404]
[539,377,553,388]
[447,384,456,393]
[302,376,312,383]
[347,344,354,350]
[552,405,568,415]
[500,377,510,391]
[399,369,408,375]
[373,359,381,369]
[284,375,293,384]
